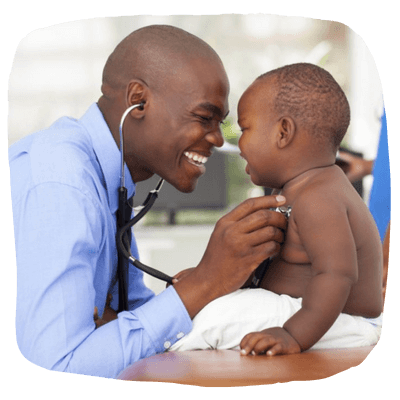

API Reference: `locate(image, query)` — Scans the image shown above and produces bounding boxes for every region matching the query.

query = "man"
[9,25,286,378]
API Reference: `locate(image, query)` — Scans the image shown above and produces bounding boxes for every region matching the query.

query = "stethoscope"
[116,102,174,312]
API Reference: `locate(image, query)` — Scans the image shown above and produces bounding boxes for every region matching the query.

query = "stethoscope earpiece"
[119,102,146,188]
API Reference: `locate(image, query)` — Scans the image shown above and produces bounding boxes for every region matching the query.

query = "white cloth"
[170,288,382,352]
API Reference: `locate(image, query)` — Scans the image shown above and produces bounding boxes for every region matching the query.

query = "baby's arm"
[241,188,358,355]
[282,189,358,351]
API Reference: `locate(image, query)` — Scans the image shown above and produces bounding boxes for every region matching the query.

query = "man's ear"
[276,116,296,149]
[125,80,148,118]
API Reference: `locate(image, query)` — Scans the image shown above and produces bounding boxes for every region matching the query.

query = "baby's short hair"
[257,63,350,151]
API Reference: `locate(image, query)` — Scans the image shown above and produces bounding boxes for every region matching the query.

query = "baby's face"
[237,80,282,188]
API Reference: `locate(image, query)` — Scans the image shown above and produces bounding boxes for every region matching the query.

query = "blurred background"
[8,15,385,294]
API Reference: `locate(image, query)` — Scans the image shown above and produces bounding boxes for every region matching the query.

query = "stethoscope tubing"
[116,103,173,311]
[116,183,173,284]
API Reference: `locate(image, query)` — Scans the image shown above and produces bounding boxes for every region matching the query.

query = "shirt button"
[177,332,185,339]
[164,341,171,349]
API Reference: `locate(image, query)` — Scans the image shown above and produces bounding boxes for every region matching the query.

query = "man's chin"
[169,177,199,194]
[162,164,203,193]
[176,181,198,194]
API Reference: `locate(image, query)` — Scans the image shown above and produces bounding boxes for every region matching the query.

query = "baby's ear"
[277,117,296,148]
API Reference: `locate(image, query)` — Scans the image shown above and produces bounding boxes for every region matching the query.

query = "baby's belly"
[260,258,314,298]
[259,258,382,318]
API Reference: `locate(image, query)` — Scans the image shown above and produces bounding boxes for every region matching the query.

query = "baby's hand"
[240,327,301,356]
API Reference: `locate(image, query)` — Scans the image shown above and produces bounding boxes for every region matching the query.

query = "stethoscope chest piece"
[275,206,292,219]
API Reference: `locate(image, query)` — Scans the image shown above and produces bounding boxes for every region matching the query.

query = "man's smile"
[184,151,209,165]
[182,150,212,175]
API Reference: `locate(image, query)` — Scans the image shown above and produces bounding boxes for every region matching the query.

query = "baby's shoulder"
[289,169,350,218]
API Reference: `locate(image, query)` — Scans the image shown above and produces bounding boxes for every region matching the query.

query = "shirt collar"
[80,103,136,214]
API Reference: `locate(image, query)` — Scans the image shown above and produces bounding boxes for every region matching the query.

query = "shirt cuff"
[133,285,192,353]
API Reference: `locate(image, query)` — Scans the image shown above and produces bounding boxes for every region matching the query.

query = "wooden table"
[117,346,374,386]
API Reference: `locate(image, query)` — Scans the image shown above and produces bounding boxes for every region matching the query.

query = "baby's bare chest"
[279,222,310,265]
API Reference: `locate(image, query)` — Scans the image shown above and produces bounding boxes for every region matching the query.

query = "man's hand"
[336,151,373,183]
[173,195,287,318]
[240,327,301,356]
[166,268,195,288]
[93,294,118,329]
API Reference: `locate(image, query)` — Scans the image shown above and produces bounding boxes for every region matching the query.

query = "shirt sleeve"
[14,182,192,378]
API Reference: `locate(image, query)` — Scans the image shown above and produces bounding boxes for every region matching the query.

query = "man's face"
[127,57,230,193]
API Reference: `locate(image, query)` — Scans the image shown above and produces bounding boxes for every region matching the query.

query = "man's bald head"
[97,25,229,192]
[101,25,224,99]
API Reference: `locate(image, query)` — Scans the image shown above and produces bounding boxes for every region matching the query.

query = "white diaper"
[170,288,382,352]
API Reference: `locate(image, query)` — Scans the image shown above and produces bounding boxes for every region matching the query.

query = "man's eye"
[199,115,213,122]
[195,115,214,127]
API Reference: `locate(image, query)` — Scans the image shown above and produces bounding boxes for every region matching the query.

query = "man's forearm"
[173,268,220,319]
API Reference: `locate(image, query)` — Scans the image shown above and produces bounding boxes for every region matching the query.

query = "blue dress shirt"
[369,109,390,242]
[9,103,192,378]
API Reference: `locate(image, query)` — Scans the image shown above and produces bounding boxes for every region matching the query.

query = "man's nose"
[205,126,224,148]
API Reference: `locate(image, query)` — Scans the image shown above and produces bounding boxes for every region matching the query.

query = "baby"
[170,63,383,356]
